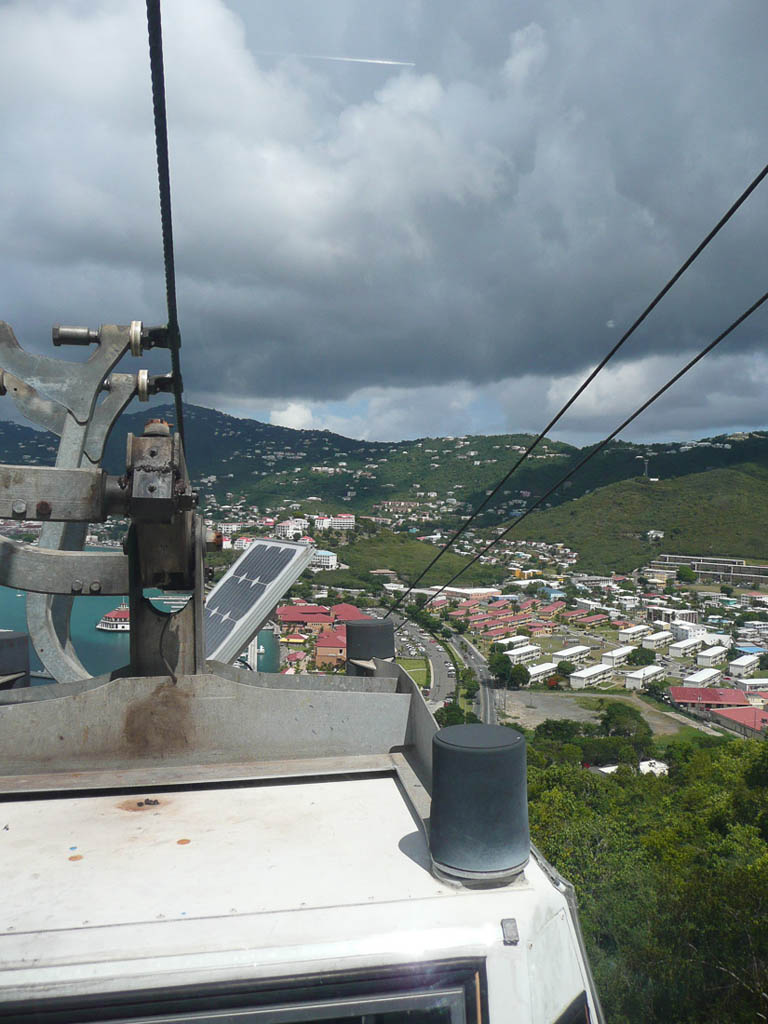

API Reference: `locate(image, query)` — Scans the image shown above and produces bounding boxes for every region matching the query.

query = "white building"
[329,514,356,531]
[670,620,708,641]
[697,645,727,668]
[601,646,636,668]
[570,663,612,689]
[624,665,665,690]
[527,661,558,684]
[669,637,705,659]
[552,645,591,665]
[495,635,530,650]
[275,518,309,539]
[729,653,759,678]
[683,667,723,687]
[618,624,651,643]
[642,630,673,651]
[233,536,256,551]
[739,679,768,694]
[646,604,692,625]
[311,549,338,571]
[506,643,542,666]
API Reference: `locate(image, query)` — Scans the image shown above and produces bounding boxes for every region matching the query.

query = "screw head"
[71,580,83,593]
[35,500,52,518]
[11,500,26,516]
[89,581,102,594]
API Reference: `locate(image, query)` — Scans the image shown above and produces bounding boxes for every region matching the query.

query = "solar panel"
[204,539,315,664]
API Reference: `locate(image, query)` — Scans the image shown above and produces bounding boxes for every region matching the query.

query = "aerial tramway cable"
[386,160,768,618]
[407,288,768,611]
[146,0,186,449]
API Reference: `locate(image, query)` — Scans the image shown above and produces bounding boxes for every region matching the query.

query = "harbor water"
[1,586,129,680]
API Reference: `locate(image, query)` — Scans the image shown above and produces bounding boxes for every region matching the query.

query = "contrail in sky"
[255,50,415,67]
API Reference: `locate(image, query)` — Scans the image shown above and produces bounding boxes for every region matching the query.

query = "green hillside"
[512,463,768,573]
[4,402,768,529]
[318,531,500,589]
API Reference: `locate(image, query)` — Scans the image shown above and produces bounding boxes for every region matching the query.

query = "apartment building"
[642,630,673,650]
[570,664,612,689]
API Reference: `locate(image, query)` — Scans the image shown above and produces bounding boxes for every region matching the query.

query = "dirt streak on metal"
[123,682,193,754]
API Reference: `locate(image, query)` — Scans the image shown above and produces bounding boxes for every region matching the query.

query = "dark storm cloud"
[0,0,766,439]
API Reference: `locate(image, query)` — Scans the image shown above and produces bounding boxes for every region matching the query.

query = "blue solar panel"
[204,539,314,663]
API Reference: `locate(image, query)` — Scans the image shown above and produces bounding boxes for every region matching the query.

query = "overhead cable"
[146,0,186,448]
[385,160,768,617]
[399,288,768,614]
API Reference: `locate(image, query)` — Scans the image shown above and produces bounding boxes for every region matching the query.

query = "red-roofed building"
[330,603,371,622]
[483,626,511,639]
[315,627,347,669]
[528,620,553,636]
[579,614,609,626]
[278,606,334,633]
[279,603,328,616]
[561,609,587,620]
[712,706,768,737]
[519,598,540,612]
[538,601,566,619]
[285,651,308,668]
[670,687,750,710]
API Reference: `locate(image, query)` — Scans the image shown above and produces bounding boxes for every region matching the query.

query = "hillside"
[318,531,500,590]
[512,463,768,573]
[2,401,768,528]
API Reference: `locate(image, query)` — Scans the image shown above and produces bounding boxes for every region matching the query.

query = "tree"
[535,719,582,743]
[760,653,768,671]
[434,703,465,727]
[508,664,530,689]
[627,646,655,666]
[557,659,576,677]
[488,648,512,686]
[643,679,669,702]
[721,584,734,597]
[676,565,696,583]
[599,702,652,754]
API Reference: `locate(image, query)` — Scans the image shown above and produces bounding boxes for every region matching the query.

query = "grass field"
[397,656,430,688]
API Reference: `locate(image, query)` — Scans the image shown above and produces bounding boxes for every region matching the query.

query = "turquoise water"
[0,585,131,679]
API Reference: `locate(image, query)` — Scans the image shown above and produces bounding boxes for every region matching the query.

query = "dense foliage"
[524,724,768,1023]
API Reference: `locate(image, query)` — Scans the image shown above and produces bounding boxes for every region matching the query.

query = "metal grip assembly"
[0,319,202,682]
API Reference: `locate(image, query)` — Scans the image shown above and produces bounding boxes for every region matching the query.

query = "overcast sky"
[1,0,766,443]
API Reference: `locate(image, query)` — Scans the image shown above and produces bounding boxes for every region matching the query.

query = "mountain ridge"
[1,402,766,529]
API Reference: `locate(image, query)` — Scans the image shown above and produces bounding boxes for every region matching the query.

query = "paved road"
[389,614,456,706]
[452,636,495,724]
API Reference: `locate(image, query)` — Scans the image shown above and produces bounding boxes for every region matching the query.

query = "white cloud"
[0,0,766,443]
[269,402,315,430]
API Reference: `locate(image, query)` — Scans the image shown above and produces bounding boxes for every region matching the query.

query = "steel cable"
[386,161,768,617]
[403,289,768,616]
[146,0,185,449]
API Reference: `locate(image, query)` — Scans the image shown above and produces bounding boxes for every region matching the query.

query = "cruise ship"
[96,601,130,632]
